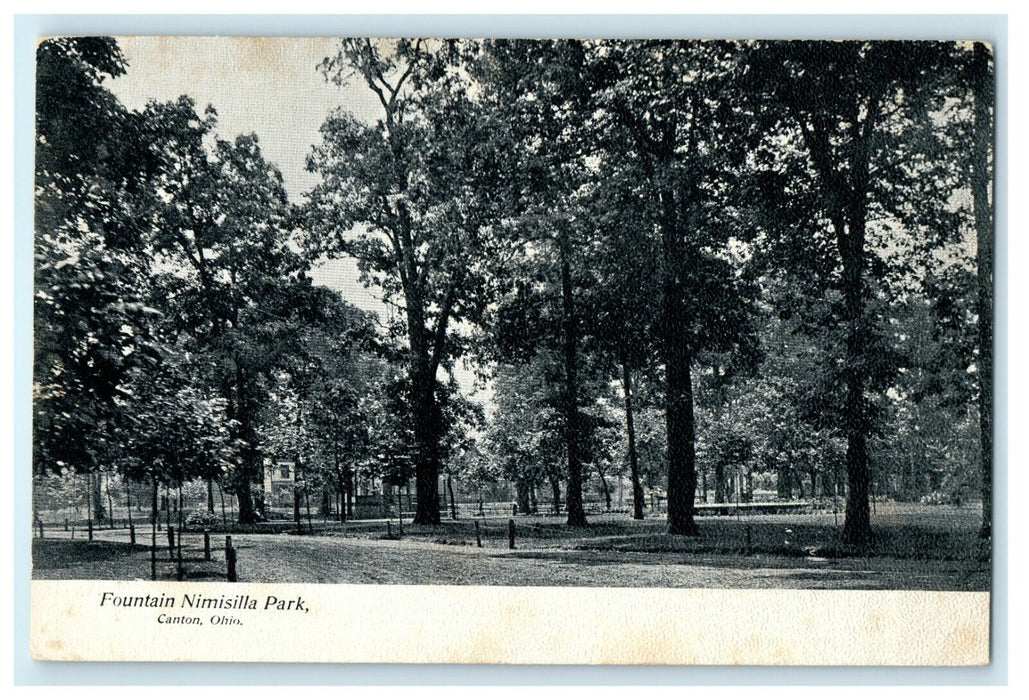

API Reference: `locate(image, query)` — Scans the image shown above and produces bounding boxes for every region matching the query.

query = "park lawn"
[31,502,989,589]
[223,533,988,589]
[316,502,988,560]
[32,539,227,581]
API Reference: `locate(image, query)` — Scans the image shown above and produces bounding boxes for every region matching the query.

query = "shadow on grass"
[566,521,985,562]
[223,511,987,565]
[32,539,147,566]
[499,548,833,571]
[32,539,230,582]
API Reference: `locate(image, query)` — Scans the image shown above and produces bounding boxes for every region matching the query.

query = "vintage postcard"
[30,36,993,664]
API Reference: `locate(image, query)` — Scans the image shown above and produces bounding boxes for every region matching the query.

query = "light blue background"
[13,13,1008,686]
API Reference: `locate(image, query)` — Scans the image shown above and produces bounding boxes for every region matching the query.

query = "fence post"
[129,523,136,546]
[71,526,75,539]
[387,521,392,539]
[225,536,237,582]
[36,520,44,539]
[64,518,68,532]
[167,525,176,560]
[88,519,93,542]
[475,520,482,548]
[203,529,211,561]
[508,519,515,550]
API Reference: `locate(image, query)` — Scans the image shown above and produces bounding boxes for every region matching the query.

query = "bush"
[919,491,956,506]
[185,509,219,527]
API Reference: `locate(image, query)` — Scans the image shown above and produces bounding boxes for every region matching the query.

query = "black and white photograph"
[29,35,995,662]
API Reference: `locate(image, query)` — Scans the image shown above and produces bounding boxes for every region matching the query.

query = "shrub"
[185,509,219,527]
[919,491,954,506]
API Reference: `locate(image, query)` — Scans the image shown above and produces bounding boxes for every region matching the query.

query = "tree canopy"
[34,37,992,545]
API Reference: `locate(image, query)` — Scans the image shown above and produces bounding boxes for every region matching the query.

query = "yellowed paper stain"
[31,581,989,665]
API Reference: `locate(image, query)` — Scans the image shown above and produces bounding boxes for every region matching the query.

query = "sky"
[108,36,482,395]
[109,36,385,315]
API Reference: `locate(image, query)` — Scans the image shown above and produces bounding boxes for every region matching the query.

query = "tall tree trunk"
[777,464,792,500]
[823,471,835,498]
[665,338,699,535]
[293,459,301,530]
[333,443,346,523]
[230,360,263,525]
[177,486,184,533]
[411,361,442,525]
[515,479,531,516]
[786,77,883,547]
[620,355,645,520]
[206,478,215,514]
[104,472,114,528]
[150,477,157,580]
[125,480,133,530]
[234,466,258,525]
[972,41,994,539]
[447,476,458,520]
[559,231,587,527]
[716,462,728,503]
[85,471,93,541]
[346,469,354,519]
[840,203,873,547]
[598,472,612,512]
[337,470,347,523]
[91,470,105,522]
[548,471,562,515]
[304,481,313,533]
[660,195,699,536]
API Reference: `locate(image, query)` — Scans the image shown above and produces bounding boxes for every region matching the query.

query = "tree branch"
[429,272,461,375]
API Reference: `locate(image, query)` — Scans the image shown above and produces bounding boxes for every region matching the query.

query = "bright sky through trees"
[109,37,384,315]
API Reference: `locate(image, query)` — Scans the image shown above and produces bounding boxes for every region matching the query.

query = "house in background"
[263,459,296,509]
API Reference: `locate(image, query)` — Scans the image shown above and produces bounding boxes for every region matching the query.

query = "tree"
[589,41,760,535]
[34,37,155,529]
[883,261,978,504]
[306,39,501,525]
[477,40,624,527]
[290,294,381,522]
[262,288,380,528]
[580,182,663,519]
[119,351,230,506]
[140,97,318,523]
[969,43,994,539]
[750,41,970,546]
[484,361,563,515]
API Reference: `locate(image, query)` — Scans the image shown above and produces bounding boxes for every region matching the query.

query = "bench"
[693,501,811,516]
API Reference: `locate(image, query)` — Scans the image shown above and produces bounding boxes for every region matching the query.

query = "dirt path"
[229,533,987,589]
[33,528,989,590]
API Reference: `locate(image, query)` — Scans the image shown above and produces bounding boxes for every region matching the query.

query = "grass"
[33,536,229,581]
[31,501,990,589]
[304,502,986,561]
